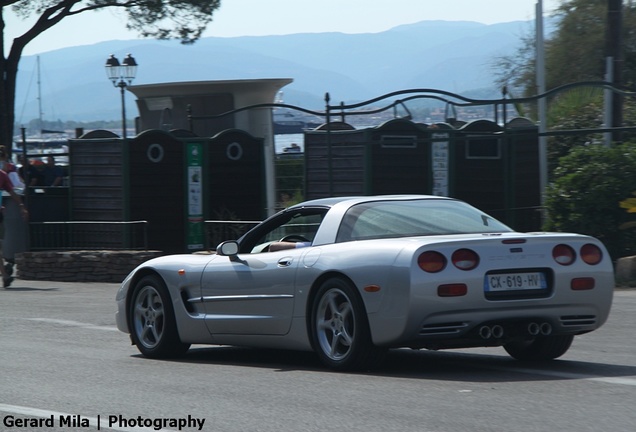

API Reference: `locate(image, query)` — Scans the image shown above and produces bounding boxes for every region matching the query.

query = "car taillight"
[451,248,479,270]
[418,251,446,273]
[438,284,467,297]
[571,277,595,290]
[552,244,576,265]
[580,244,603,265]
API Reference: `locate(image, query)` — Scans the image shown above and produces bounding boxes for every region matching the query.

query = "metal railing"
[204,220,261,251]
[29,220,149,251]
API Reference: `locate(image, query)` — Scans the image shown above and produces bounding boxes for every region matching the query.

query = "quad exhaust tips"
[527,322,552,336]
[527,322,540,336]
[540,322,553,335]
[479,322,553,340]
[479,324,504,339]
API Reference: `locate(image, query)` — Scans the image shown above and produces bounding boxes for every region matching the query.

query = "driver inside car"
[268,240,311,252]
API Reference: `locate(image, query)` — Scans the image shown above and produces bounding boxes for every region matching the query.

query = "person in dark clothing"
[0,169,28,287]
[44,156,63,186]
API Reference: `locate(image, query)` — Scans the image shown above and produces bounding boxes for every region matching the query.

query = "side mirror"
[216,240,239,257]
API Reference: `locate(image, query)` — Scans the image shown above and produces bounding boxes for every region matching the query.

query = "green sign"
[186,142,204,250]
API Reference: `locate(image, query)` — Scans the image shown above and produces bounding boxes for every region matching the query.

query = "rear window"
[336,199,512,242]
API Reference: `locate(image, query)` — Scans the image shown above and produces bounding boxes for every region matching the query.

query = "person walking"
[0,168,28,287]
[0,146,23,187]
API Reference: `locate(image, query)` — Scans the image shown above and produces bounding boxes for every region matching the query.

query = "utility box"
[303,117,541,231]
[129,130,187,254]
[304,125,368,199]
[453,120,507,213]
[366,119,431,195]
[68,129,267,254]
[206,129,266,221]
[453,119,541,231]
[304,119,437,198]
[68,130,186,253]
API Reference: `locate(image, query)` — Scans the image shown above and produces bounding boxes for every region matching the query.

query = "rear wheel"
[504,334,574,361]
[310,278,386,371]
[129,275,190,358]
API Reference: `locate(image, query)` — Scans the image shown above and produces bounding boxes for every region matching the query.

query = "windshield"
[336,199,512,242]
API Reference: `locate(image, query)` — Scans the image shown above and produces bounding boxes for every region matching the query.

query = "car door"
[200,248,301,335]
[201,209,325,336]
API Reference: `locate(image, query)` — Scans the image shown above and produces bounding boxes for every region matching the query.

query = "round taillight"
[451,248,479,270]
[418,251,446,273]
[553,244,576,265]
[580,243,603,265]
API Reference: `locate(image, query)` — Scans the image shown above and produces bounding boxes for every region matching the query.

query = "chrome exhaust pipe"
[527,322,540,336]
[540,322,553,336]
[491,325,504,339]
[479,325,492,339]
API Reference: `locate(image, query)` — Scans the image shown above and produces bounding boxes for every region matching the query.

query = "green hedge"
[544,143,636,260]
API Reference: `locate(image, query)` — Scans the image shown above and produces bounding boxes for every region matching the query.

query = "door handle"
[278,257,293,267]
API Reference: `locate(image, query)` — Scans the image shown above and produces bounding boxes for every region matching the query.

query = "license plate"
[485,272,547,292]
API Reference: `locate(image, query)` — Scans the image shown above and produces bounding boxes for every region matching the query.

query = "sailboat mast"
[37,56,43,134]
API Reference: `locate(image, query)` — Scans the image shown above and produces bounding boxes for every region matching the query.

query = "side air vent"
[560,315,597,326]
[420,322,468,336]
[181,290,198,313]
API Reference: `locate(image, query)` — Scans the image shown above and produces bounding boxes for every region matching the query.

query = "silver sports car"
[116,195,614,371]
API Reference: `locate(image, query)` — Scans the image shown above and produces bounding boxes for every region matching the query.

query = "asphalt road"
[1,279,635,432]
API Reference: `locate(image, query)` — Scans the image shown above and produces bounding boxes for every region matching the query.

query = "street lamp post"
[105,54,138,140]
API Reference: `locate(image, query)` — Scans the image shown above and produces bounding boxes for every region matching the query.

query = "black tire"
[504,334,574,361]
[129,275,190,358]
[310,277,386,371]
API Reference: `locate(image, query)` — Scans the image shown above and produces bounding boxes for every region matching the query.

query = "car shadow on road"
[164,346,324,372]
[2,286,60,292]
[149,346,636,383]
[379,349,636,382]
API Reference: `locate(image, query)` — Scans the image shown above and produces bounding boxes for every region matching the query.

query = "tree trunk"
[0,56,19,153]
[0,8,23,155]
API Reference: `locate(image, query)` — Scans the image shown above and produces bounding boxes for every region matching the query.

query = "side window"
[241,210,326,253]
[262,213,324,243]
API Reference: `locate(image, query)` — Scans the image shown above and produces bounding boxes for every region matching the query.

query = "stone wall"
[15,250,164,283]
[616,255,636,283]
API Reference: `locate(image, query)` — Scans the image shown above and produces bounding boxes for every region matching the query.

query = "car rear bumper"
[368,273,614,348]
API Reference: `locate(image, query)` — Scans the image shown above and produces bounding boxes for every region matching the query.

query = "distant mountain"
[14,19,543,123]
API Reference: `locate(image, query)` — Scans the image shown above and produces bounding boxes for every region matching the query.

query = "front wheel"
[129,275,190,358]
[504,334,574,361]
[310,278,386,371]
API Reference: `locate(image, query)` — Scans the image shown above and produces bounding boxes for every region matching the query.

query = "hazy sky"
[5,0,561,55]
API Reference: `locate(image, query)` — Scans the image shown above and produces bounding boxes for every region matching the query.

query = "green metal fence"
[203,220,261,251]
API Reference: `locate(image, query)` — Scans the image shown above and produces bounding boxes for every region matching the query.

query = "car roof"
[288,195,454,210]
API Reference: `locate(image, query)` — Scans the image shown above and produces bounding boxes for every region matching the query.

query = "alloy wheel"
[133,285,165,349]
[315,287,356,361]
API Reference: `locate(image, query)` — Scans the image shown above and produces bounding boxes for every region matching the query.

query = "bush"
[544,142,636,260]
